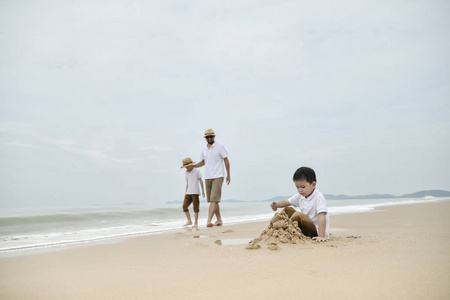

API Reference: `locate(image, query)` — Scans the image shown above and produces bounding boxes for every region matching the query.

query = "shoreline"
[1,201,449,299]
[2,197,448,258]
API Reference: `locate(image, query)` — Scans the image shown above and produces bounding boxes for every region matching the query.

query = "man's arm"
[199,178,205,198]
[312,212,328,242]
[270,200,291,211]
[193,160,205,168]
[224,157,230,184]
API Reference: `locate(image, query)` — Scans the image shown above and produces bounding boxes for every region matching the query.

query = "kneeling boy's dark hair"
[293,167,316,183]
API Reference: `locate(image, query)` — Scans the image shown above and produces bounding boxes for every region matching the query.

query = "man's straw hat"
[181,157,195,168]
[204,128,215,137]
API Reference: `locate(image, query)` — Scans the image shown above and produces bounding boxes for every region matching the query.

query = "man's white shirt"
[200,142,228,179]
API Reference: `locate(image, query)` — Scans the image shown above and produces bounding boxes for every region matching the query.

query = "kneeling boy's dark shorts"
[183,194,200,213]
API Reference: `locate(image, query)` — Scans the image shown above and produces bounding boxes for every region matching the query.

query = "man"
[193,128,230,227]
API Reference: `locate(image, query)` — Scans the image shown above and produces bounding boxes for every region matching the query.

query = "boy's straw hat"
[204,128,215,137]
[181,157,195,168]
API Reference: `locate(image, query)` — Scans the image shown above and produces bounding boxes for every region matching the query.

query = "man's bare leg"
[207,203,215,227]
[214,203,222,226]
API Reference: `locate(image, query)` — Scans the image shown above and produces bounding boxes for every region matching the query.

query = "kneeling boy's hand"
[270,202,278,211]
[312,236,328,243]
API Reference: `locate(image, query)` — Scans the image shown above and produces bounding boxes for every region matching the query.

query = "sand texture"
[1,201,449,299]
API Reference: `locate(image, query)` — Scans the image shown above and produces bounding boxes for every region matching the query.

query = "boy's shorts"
[282,207,318,238]
[183,194,200,213]
[205,177,224,203]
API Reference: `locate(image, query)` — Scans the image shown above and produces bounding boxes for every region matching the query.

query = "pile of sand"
[247,211,307,250]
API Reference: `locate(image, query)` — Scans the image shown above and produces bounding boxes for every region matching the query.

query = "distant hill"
[398,190,450,198]
[324,194,397,200]
[263,194,397,201]
[264,196,290,202]
[119,202,146,206]
[263,190,450,201]
[166,190,450,204]
[166,199,248,204]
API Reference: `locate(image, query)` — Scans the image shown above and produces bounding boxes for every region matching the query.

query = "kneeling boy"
[270,167,329,242]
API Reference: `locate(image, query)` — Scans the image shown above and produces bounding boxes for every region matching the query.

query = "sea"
[1,196,448,257]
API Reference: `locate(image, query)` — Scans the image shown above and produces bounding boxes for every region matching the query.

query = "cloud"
[139,146,173,152]
[51,139,135,165]
[53,139,77,146]
[5,142,34,147]
[0,123,37,136]
[82,149,135,164]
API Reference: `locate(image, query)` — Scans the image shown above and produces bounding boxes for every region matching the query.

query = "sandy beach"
[1,200,449,300]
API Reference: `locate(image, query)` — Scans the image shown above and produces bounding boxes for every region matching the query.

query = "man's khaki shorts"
[205,177,224,203]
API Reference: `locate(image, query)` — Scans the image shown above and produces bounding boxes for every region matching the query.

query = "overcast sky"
[1,0,449,209]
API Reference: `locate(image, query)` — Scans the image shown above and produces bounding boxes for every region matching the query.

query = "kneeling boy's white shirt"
[287,189,330,239]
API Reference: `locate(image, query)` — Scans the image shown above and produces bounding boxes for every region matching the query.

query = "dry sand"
[1,201,449,300]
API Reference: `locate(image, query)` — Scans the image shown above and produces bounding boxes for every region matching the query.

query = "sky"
[1,0,449,209]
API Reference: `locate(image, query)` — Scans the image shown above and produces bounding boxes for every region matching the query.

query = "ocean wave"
[0,207,181,227]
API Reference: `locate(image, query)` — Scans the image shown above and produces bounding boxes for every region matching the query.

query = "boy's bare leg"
[193,212,199,228]
[183,211,193,226]
[214,203,222,226]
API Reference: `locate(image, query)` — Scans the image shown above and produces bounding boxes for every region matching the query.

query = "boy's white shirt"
[287,189,330,239]
[185,168,202,195]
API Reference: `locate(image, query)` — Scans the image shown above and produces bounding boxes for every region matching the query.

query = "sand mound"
[246,211,307,250]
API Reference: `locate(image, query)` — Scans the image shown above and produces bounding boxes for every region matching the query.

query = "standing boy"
[270,167,329,242]
[181,157,205,228]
